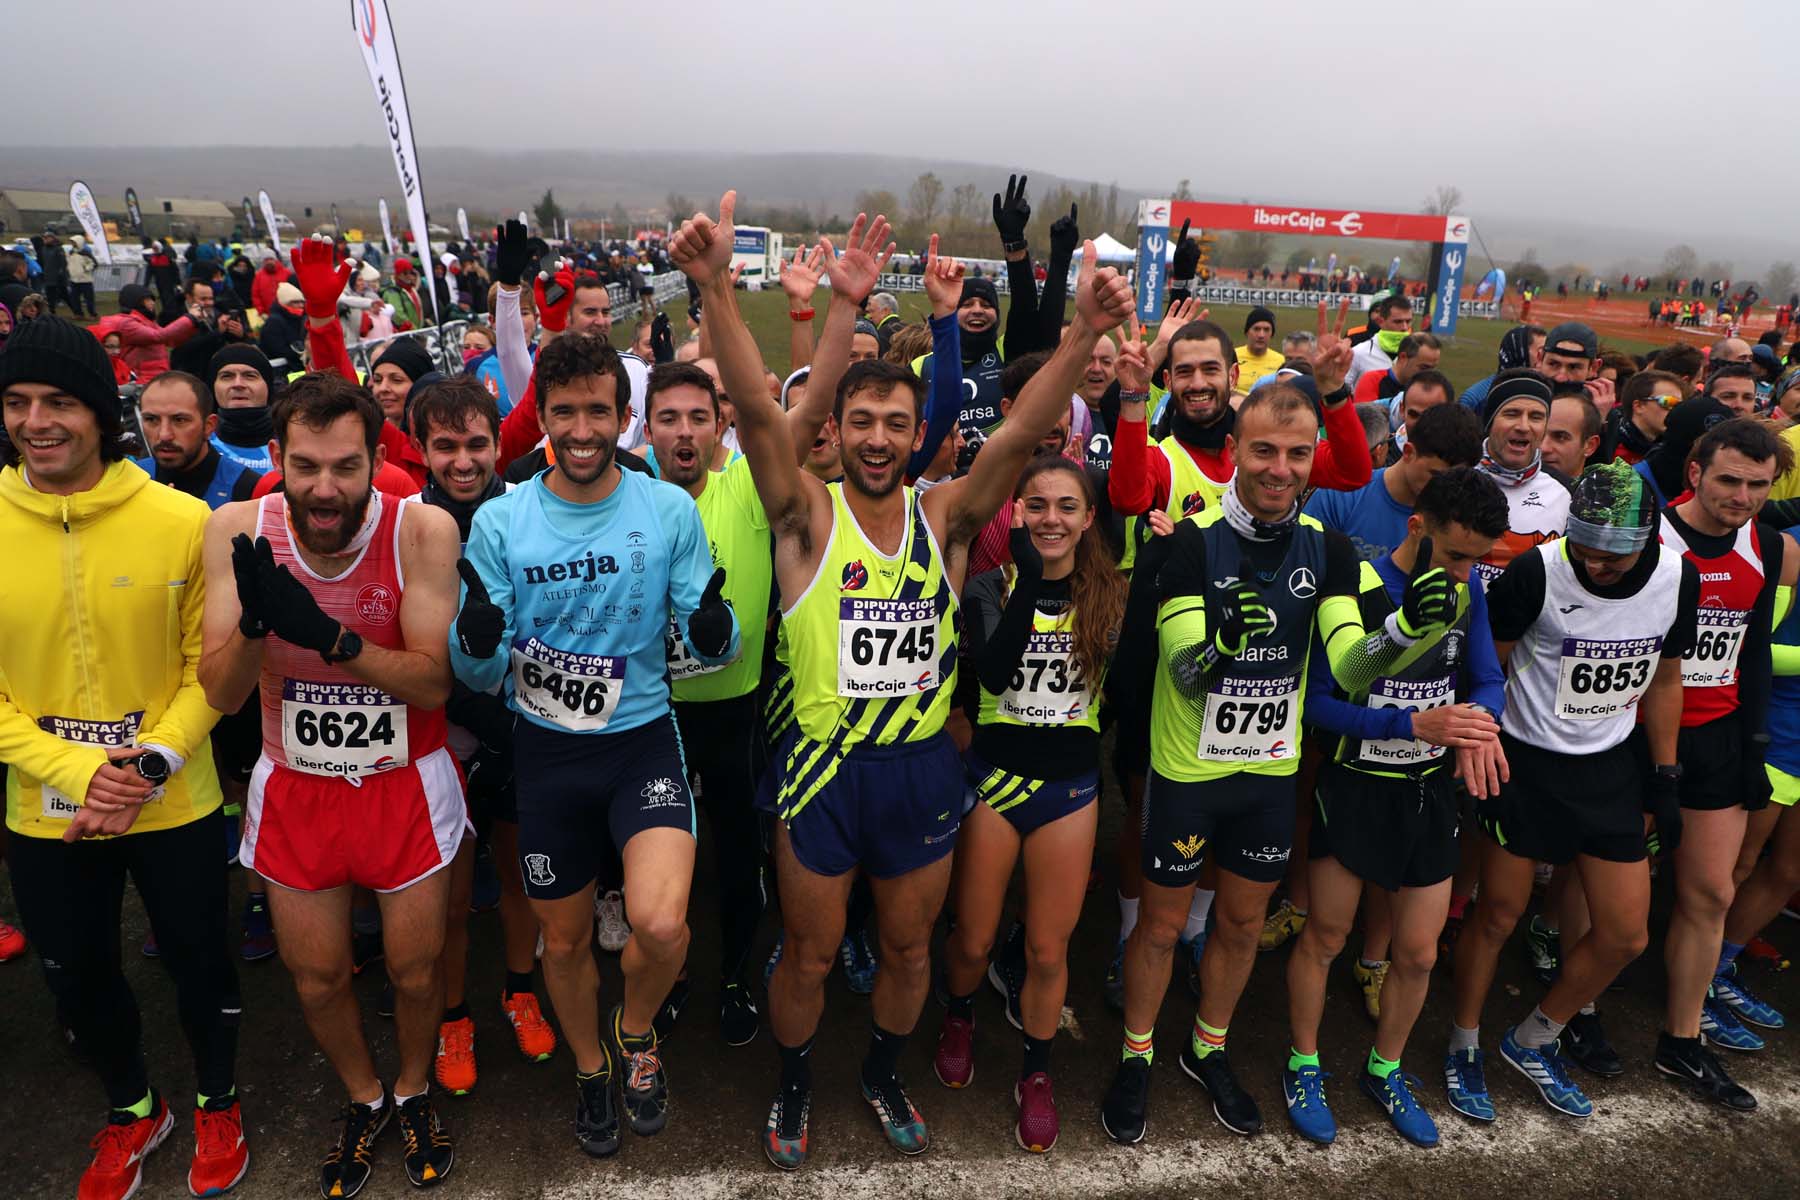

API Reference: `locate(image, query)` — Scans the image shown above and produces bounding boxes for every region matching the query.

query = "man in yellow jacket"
[0,317,249,1200]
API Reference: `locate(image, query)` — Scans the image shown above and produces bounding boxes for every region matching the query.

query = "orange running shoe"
[189,1095,250,1196]
[502,991,557,1062]
[434,1017,477,1095]
[0,918,25,962]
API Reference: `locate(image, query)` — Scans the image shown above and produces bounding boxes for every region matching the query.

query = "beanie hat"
[372,337,434,383]
[959,277,999,310]
[118,283,154,315]
[210,343,276,393]
[275,282,304,311]
[854,319,880,341]
[0,315,123,437]
[1482,370,1553,429]
[1567,459,1656,553]
[393,256,415,273]
[1244,306,1277,334]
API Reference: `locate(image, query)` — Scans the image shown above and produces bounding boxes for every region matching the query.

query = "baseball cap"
[1544,322,1598,360]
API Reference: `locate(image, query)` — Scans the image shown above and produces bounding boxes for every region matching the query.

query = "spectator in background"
[1234,306,1284,392]
[382,257,426,330]
[65,237,98,319]
[1600,368,1684,464]
[868,291,903,356]
[248,253,291,316]
[1352,331,1442,403]
[1650,342,1707,394]
[37,230,70,317]
[1459,323,1545,414]
[170,288,253,378]
[1543,386,1602,477]
[337,262,385,348]
[222,251,256,310]
[257,282,308,371]
[113,283,198,382]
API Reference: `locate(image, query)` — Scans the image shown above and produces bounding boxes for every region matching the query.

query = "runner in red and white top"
[199,371,464,1196]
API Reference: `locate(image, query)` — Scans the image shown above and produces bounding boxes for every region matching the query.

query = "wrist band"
[1120,390,1149,402]
[788,308,815,322]
[1003,239,1028,254]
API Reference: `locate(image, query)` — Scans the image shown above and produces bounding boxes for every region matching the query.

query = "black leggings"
[676,693,767,982]
[10,810,240,1108]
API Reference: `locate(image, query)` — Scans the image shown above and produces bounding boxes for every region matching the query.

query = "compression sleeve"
[908,313,962,478]
[1301,633,1414,741]
[1316,530,1408,694]
[1034,241,1074,355]
[1662,559,1701,659]
[1107,415,1164,516]
[1004,254,1039,354]
[494,285,534,406]
[665,490,739,667]
[969,570,1045,696]
[448,499,516,695]
[1483,548,1547,643]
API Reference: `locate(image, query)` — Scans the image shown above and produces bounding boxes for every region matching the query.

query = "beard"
[657,439,709,488]
[289,484,373,556]
[842,448,902,499]
[551,432,617,487]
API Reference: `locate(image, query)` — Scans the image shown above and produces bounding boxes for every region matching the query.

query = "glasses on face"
[1649,393,1682,409]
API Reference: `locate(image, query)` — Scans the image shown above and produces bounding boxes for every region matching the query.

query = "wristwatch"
[1653,763,1684,780]
[1002,238,1028,254]
[322,628,364,665]
[1321,384,1352,406]
[130,749,171,786]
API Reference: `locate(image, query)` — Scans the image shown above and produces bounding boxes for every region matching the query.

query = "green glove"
[1398,537,1454,639]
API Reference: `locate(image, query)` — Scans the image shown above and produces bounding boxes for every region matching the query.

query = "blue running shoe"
[987,958,1024,1031]
[1712,969,1785,1030]
[1282,1064,1335,1144]
[1701,991,1766,1052]
[1361,1070,1439,1148]
[1442,1047,1494,1122]
[861,1074,929,1155]
[1499,1030,1591,1118]
[840,929,878,996]
[763,934,784,990]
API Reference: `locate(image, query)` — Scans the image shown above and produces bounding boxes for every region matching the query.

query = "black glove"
[1169,218,1200,282]
[1744,737,1774,813]
[992,173,1031,248]
[455,558,505,659]
[494,219,528,287]
[1133,513,1175,582]
[1008,524,1044,585]
[1212,582,1276,658]
[1048,203,1080,260]
[685,568,734,659]
[1398,537,1454,638]
[650,312,674,364]
[229,533,268,639]
[1645,767,1684,857]
[249,537,341,655]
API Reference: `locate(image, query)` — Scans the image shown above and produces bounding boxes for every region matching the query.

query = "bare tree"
[1422,185,1463,215]
[906,172,943,233]
[1174,178,1194,200]
[1766,261,1797,302]
[1660,244,1699,280]
[947,183,982,244]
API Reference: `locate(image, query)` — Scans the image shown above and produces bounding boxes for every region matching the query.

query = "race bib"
[667,615,734,682]
[1199,674,1300,763]
[280,681,407,777]
[1361,675,1453,767]
[1554,636,1660,721]
[1681,608,1748,689]
[996,630,1094,725]
[838,597,940,698]
[511,637,624,732]
[36,712,145,818]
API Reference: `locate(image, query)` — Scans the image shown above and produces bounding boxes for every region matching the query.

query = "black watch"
[322,628,364,664]
[131,749,171,785]
[1653,763,1684,780]
[1002,238,1028,254]
[1321,384,1352,406]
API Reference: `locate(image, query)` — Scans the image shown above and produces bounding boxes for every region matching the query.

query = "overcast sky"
[8,0,1798,250]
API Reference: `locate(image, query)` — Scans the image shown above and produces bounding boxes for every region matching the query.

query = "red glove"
[289,238,353,322]
[534,264,575,333]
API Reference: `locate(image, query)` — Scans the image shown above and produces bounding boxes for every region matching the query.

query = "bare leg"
[1725,806,1800,946]
[1287,855,1365,1056]
[867,856,955,1036]
[491,821,538,975]
[618,827,694,1036]
[533,884,602,1073]
[376,870,452,1097]
[1542,855,1650,1024]
[1017,803,1099,1039]
[1195,871,1279,1031]
[441,836,474,1010]
[1375,881,1451,1062]
[1663,808,1748,1037]
[1451,838,1536,1032]
[766,825,853,1047]
[267,883,380,1102]
[942,802,1021,1001]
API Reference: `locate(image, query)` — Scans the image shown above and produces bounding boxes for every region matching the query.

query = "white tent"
[1090,232,1136,262]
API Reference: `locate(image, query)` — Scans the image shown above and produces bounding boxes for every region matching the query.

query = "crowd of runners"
[4,176,1800,1200]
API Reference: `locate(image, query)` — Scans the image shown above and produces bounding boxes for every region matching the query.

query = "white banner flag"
[457,207,470,242]
[353,0,436,322]
[258,190,283,257]
[68,181,112,265]
[379,199,396,260]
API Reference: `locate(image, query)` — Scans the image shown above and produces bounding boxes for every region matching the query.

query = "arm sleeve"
[498,376,543,469]
[1483,549,1547,643]
[1772,585,1800,674]
[667,495,739,666]
[1737,525,1783,738]
[306,316,359,383]
[1461,573,1507,716]
[1307,398,1374,491]
[1315,531,1407,694]
[494,286,534,406]
[968,571,1045,696]
[1662,558,1701,659]
[908,313,962,478]
[134,516,224,759]
[1302,630,1414,740]
[1154,522,1214,698]
[1107,416,1166,516]
[1033,243,1074,355]
[447,504,516,694]
[1004,255,1039,355]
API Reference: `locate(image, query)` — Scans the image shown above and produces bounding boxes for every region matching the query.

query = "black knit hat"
[372,337,435,383]
[0,315,124,450]
[209,343,276,394]
[959,277,999,310]
[1245,306,1277,334]
[1482,368,1553,429]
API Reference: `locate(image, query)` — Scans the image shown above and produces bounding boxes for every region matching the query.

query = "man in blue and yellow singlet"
[670,189,1137,1169]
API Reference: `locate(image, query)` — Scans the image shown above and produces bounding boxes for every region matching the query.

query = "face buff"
[1222,479,1298,542]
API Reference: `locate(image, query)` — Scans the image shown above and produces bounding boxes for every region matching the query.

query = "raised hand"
[290,235,352,320]
[1048,203,1080,259]
[1313,333,1354,395]
[533,262,575,332]
[1073,241,1133,335]
[455,558,504,659]
[650,312,674,363]
[778,243,826,307]
[1169,218,1200,282]
[1116,325,1151,393]
[685,567,734,658]
[822,212,895,305]
[992,173,1031,247]
[494,219,529,287]
[669,189,738,286]
[1397,537,1454,638]
[252,537,342,655]
[1214,583,1277,657]
[921,233,966,318]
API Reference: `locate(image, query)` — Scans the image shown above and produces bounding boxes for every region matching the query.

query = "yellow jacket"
[0,460,223,838]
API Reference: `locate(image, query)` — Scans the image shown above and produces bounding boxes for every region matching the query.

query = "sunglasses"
[1649,393,1682,409]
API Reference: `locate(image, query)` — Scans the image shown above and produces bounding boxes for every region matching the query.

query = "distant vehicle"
[428,223,452,237]
[730,226,784,287]
[271,213,298,232]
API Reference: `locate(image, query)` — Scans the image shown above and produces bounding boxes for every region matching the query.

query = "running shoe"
[763,934,784,989]
[1102,940,1125,1014]
[1498,1030,1591,1118]
[1712,966,1786,1029]
[468,844,500,914]
[575,1070,620,1157]
[1700,991,1766,1052]
[1182,930,1207,999]
[653,977,690,1043]
[861,1072,929,1155]
[223,812,240,867]
[1784,890,1800,920]
[1281,1063,1335,1144]
[614,1007,669,1136]
[79,1092,173,1200]
[987,959,1024,1031]
[1180,1045,1262,1135]
[240,895,276,963]
[394,1092,454,1187]
[319,1092,389,1200]
[1562,1010,1623,1077]
[1014,1071,1059,1153]
[1442,1047,1494,1122]
[1743,936,1788,968]
[1351,959,1389,1022]
[1099,1056,1151,1144]
[841,928,878,996]
[501,991,557,1062]
[377,982,395,1020]
[594,890,630,953]
[142,930,161,959]
[933,1014,975,1088]
[763,1081,810,1170]
[1259,899,1306,951]
[434,1017,477,1095]
[1360,1069,1438,1148]
[720,981,760,1048]
[0,918,25,962]
[1654,1032,1757,1112]
[188,1094,249,1197]
[1523,915,1560,986]
[351,930,383,976]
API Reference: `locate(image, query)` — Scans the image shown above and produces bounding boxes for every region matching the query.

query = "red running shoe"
[189,1096,250,1196]
[0,918,25,962]
[932,1014,974,1088]
[78,1092,174,1200]
[1014,1071,1059,1153]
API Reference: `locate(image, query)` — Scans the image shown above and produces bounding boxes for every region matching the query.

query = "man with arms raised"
[670,191,1134,1168]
